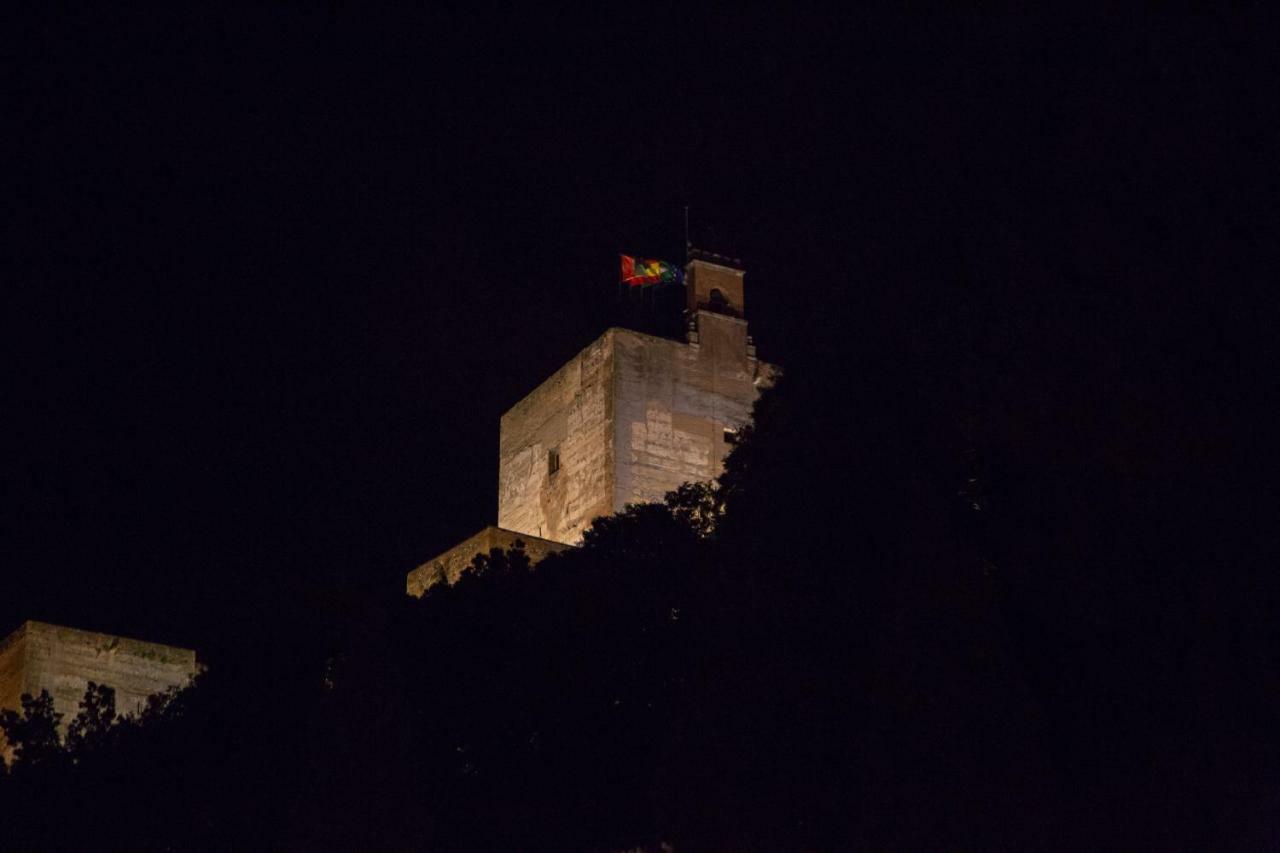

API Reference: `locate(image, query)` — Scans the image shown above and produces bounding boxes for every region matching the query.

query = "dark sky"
[4,11,1270,661]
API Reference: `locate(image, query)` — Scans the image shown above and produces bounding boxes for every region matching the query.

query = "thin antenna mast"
[684,205,691,263]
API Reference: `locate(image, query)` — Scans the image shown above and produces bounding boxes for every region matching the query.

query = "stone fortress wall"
[406,526,569,596]
[612,315,770,511]
[0,621,200,759]
[497,330,617,545]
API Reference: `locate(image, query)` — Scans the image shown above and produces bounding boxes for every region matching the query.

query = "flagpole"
[684,205,690,264]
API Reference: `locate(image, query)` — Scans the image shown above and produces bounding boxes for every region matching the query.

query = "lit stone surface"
[612,313,771,511]
[498,330,617,544]
[685,256,746,316]
[0,621,199,759]
[406,526,570,597]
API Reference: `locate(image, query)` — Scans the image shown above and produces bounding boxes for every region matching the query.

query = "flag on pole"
[620,254,683,286]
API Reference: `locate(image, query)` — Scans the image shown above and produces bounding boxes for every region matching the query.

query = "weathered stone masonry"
[498,331,617,544]
[0,620,200,759]
[406,526,569,596]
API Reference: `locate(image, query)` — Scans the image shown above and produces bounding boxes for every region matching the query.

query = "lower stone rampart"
[406,526,570,597]
[0,621,200,761]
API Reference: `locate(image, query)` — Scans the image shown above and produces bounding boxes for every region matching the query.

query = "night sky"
[4,11,1269,665]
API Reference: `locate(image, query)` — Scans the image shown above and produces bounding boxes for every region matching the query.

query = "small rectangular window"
[548,448,560,474]
[723,429,737,445]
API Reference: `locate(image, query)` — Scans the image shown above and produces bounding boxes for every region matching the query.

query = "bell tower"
[685,254,746,318]
[681,253,757,362]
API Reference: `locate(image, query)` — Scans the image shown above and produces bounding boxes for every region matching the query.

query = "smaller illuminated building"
[0,620,200,761]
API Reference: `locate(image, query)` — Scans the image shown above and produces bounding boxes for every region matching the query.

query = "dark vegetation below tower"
[0,361,1270,851]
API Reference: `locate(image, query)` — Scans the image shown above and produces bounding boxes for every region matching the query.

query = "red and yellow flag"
[620,254,683,287]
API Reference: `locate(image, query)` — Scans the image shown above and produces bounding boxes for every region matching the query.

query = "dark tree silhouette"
[65,681,117,756]
[0,361,1265,850]
[0,690,64,770]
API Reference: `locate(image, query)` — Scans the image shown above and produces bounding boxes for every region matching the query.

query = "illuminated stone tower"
[407,255,775,595]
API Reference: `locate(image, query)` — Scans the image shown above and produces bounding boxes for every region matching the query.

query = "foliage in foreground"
[1,366,1270,851]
